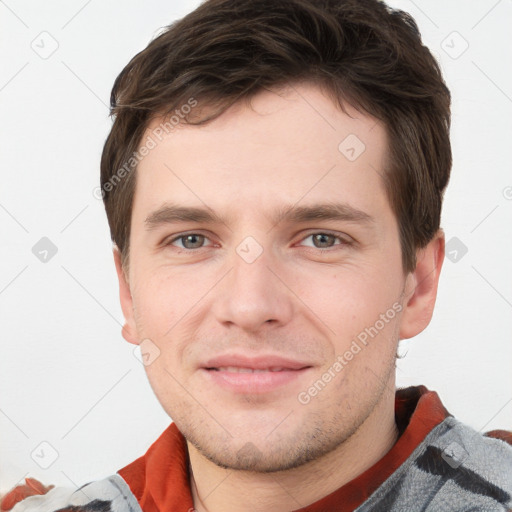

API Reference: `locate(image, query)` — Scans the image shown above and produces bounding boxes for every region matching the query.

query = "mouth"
[207,366,301,373]
[201,355,313,393]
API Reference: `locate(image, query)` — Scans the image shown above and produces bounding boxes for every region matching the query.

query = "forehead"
[134,83,390,225]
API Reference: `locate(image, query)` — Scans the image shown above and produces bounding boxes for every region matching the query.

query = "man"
[2,0,511,510]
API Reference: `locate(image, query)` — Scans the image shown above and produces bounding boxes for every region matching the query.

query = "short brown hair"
[100,0,451,273]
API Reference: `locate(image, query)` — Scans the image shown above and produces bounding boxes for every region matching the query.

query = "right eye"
[165,233,214,250]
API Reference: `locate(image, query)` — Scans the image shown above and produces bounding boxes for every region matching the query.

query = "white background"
[1,0,511,493]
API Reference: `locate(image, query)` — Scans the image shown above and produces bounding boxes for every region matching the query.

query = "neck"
[188,387,399,512]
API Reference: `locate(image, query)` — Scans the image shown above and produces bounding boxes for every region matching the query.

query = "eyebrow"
[144,202,375,230]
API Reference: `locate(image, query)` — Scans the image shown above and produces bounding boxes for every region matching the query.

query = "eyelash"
[164,231,353,252]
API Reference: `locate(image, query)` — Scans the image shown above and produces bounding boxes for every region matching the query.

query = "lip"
[203,354,311,371]
[200,354,313,394]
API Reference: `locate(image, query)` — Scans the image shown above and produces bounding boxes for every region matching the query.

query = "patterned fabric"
[5,476,141,512]
[355,417,512,511]
[3,387,512,512]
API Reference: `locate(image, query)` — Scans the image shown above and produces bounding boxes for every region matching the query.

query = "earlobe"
[113,247,140,346]
[399,230,445,340]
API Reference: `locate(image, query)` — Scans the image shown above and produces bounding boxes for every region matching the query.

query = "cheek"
[131,280,170,339]
[298,262,403,338]
[131,266,200,339]
[129,266,219,379]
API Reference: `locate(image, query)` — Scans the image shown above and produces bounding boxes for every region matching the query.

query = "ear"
[113,247,139,345]
[399,229,445,340]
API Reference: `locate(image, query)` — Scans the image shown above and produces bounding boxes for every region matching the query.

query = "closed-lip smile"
[201,354,313,393]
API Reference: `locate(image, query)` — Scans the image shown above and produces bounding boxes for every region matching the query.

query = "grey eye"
[176,234,206,249]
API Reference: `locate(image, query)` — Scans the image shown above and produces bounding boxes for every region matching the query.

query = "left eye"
[299,233,348,249]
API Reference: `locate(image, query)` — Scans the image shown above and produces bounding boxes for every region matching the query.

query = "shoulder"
[360,417,512,511]
[417,418,512,509]
[439,417,512,478]
[2,475,141,512]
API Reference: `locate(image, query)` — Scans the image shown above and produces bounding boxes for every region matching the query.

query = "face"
[115,82,442,472]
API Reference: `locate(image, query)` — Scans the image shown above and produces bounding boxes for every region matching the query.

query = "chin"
[182,411,357,473]
[191,438,321,473]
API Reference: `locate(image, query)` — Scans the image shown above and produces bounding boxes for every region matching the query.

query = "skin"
[114,82,444,511]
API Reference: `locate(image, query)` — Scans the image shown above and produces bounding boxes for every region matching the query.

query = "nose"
[211,241,294,333]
